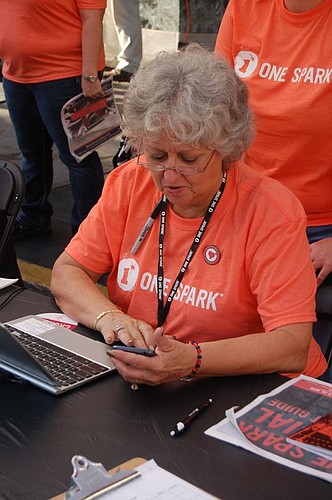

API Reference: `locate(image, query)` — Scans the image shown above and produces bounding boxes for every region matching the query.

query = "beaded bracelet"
[181,341,202,382]
[93,309,123,330]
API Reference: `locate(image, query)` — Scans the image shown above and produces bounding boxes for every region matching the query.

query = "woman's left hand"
[81,78,104,98]
[107,327,197,385]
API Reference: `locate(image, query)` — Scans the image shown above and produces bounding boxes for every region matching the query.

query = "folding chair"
[0,160,25,283]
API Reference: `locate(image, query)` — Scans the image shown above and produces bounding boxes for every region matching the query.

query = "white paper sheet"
[0,277,18,289]
[97,459,218,499]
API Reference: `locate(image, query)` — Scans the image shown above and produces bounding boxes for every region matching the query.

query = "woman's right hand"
[97,311,155,349]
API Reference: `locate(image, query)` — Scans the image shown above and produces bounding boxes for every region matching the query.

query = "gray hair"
[122,43,255,168]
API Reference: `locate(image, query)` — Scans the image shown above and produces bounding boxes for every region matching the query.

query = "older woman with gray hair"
[51,44,327,385]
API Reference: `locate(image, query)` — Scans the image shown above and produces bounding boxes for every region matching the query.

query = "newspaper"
[205,375,332,483]
[286,410,332,460]
[61,77,122,161]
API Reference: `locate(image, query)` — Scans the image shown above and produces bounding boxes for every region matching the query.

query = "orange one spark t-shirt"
[215,0,332,227]
[0,0,106,83]
[66,158,326,378]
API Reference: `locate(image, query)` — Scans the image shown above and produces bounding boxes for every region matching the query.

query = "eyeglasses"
[136,149,215,176]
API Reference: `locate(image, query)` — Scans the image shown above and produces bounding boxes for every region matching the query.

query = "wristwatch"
[84,75,98,83]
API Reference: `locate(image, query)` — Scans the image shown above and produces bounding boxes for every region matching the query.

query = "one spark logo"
[234,51,258,78]
[117,258,139,291]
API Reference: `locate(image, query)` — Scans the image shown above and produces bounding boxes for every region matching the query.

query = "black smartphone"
[110,345,156,357]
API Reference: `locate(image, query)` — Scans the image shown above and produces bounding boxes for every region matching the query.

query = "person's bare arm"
[199,322,311,376]
[51,251,154,348]
[79,8,105,98]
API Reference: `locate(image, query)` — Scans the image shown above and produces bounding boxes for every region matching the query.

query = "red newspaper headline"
[70,98,108,121]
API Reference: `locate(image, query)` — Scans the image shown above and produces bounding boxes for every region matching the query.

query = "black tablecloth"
[0,287,330,500]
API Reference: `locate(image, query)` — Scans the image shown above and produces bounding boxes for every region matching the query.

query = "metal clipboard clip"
[65,455,141,500]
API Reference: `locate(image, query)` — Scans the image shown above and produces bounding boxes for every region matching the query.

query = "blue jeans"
[3,76,104,234]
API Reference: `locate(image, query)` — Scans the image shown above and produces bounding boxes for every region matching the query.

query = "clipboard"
[50,456,146,500]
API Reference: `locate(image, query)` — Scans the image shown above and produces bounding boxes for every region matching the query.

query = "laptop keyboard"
[5,324,109,387]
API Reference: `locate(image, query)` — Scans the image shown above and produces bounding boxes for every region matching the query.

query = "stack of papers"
[99,459,218,499]
[205,375,332,483]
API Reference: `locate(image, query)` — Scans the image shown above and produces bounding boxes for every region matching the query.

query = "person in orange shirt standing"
[0,0,106,237]
[215,0,332,287]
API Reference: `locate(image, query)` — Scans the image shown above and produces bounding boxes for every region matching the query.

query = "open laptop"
[0,314,116,395]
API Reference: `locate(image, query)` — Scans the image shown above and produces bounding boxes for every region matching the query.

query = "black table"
[0,287,330,500]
